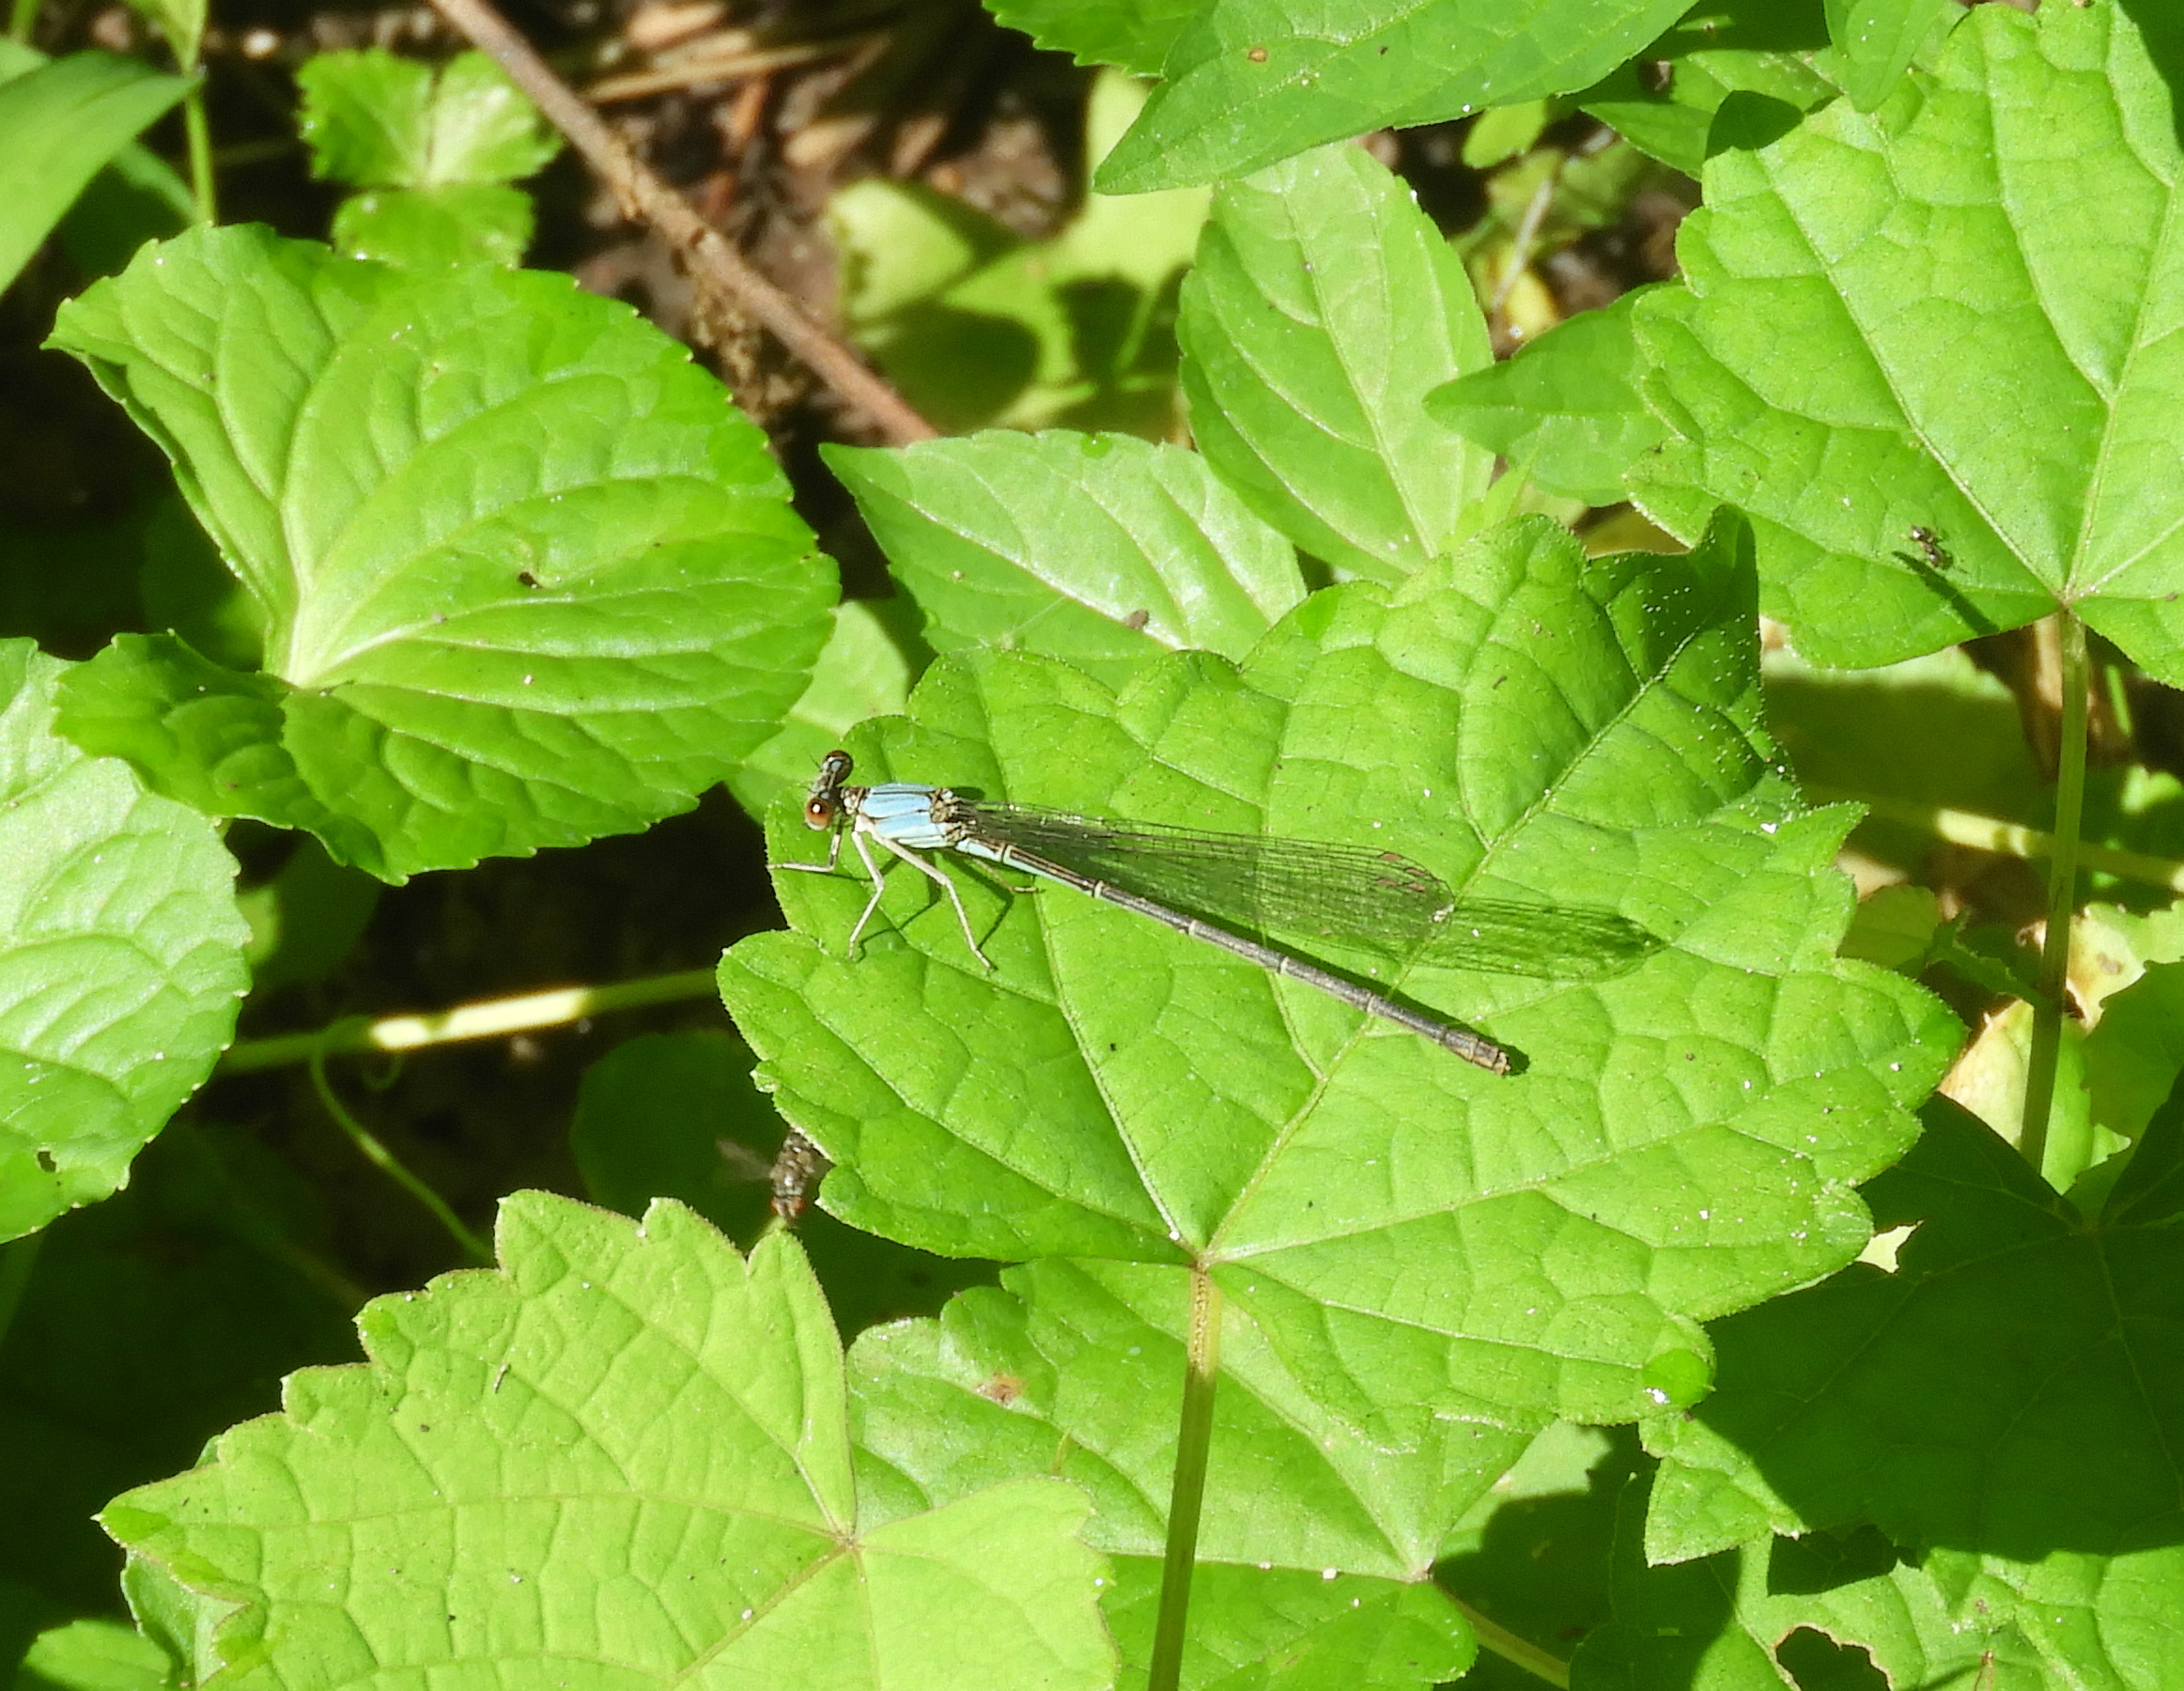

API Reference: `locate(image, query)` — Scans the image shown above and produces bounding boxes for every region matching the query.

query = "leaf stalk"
[1146,1265,1221,1691]
[220,969,720,1074]
[309,1043,493,1264]
[2019,610,2088,1178]
[182,86,214,223]
[1804,787,2184,894]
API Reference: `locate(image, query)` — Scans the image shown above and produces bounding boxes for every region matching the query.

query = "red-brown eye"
[803,798,834,829]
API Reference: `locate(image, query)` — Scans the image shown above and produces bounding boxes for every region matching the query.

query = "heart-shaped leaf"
[46,225,835,880]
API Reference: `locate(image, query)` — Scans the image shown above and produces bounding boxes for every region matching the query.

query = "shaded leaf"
[0,53,189,296]
[0,643,246,1242]
[1640,1095,2184,1683]
[1574,0,1835,178]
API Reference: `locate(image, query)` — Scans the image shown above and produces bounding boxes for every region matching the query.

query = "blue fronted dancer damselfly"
[782,750,1660,1076]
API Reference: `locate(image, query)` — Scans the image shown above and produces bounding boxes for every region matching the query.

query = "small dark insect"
[1891,524,1954,573]
[1121,608,1151,632]
[517,570,540,588]
[1909,525,1952,567]
[769,1126,831,1224]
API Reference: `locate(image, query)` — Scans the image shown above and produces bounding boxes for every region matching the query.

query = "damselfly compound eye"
[803,798,835,829]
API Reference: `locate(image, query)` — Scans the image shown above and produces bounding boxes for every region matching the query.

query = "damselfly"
[782,750,1660,1075]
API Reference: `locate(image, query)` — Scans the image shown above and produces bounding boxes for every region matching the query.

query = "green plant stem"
[0,1232,43,1358]
[182,85,215,222]
[1147,1266,1222,1691]
[1446,1598,1571,1689]
[1803,788,2184,895]
[221,969,720,1074]
[309,1046,493,1265]
[6,0,38,42]
[2020,611,2089,1179]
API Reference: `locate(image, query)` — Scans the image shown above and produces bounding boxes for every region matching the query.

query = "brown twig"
[429,0,937,443]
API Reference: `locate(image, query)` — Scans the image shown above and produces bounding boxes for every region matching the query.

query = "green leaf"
[46,225,835,881]
[0,52,190,297]
[1461,99,1553,170]
[1177,145,1493,582]
[2083,959,2184,1154]
[1436,1423,1642,1687]
[0,1123,356,1613]
[1837,884,1939,972]
[1822,0,1954,113]
[850,1259,1500,1687]
[135,488,260,670]
[330,183,534,268]
[16,1619,173,1691]
[1640,1095,2184,1681]
[1425,288,1667,507]
[730,599,920,819]
[983,0,1208,76]
[1627,3,2184,680]
[105,1193,1114,1691]
[721,513,1957,1443]
[297,48,559,189]
[1094,0,1694,194]
[1578,1475,2033,1691]
[1574,1,1836,178]
[833,71,1205,437]
[1762,645,2037,829]
[0,642,247,1243]
[826,430,1304,690]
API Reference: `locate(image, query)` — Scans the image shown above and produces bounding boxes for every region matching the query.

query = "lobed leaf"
[1578,1474,2039,1691]
[297,48,559,190]
[46,225,835,881]
[721,512,1958,1447]
[1639,1094,2184,1683]
[103,1194,1113,1691]
[850,1259,1500,1686]
[1628,2,2184,681]
[0,642,247,1243]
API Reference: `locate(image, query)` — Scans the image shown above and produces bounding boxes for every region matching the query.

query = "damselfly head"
[804,750,855,830]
